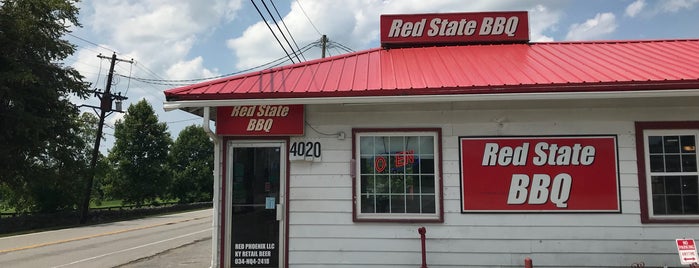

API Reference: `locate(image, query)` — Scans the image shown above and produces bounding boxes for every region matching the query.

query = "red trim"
[220,136,291,268]
[635,121,699,224]
[351,128,444,223]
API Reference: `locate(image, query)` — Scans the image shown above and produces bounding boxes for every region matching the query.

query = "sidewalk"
[117,237,212,267]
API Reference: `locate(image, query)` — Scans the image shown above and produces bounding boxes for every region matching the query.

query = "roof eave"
[163,88,699,112]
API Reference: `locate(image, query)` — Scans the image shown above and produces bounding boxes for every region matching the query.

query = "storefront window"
[637,122,699,223]
[354,129,442,222]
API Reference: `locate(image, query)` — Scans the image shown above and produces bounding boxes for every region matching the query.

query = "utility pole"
[321,34,328,58]
[79,52,131,224]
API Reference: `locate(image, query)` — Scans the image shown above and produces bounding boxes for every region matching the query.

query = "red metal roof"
[164,39,699,101]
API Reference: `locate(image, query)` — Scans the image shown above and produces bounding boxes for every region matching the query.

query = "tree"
[169,125,214,203]
[0,0,90,212]
[105,100,172,206]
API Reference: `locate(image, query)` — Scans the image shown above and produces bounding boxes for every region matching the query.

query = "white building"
[163,12,699,268]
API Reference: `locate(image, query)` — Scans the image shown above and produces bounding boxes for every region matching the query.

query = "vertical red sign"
[216,105,304,136]
[459,136,619,212]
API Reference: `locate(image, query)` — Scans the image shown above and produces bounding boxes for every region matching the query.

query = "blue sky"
[64,0,699,152]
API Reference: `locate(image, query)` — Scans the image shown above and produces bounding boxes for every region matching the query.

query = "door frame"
[223,138,289,268]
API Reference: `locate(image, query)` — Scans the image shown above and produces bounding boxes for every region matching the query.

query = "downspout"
[204,107,221,268]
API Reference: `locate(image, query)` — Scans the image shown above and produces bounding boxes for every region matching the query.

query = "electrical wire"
[270,0,306,62]
[66,32,118,54]
[295,0,322,36]
[251,0,296,64]
[117,42,317,85]
[261,0,301,63]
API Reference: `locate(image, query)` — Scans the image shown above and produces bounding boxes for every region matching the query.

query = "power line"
[251,0,296,64]
[295,0,321,36]
[269,0,306,62]
[116,42,317,84]
[66,32,118,54]
[261,0,300,62]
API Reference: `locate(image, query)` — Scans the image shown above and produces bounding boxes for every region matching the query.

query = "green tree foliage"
[106,100,172,206]
[169,125,214,203]
[0,0,91,212]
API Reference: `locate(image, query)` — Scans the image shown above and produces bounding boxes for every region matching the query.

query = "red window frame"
[636,121,699,223]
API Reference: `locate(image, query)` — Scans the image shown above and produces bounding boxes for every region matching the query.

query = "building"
[163,11,699,268]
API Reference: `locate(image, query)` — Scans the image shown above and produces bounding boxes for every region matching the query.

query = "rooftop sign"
[380,11,529,47]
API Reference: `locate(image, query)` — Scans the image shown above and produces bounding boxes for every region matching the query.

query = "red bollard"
[524,257,533,268]
[418,227,427,268]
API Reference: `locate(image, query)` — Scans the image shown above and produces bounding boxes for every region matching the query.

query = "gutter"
[163,89,699,111]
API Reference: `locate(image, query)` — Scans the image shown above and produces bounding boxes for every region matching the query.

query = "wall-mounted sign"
[289,138,321,162]
[380,11,529,47]
[459,136,619,212]
[676,239,699,265]
[216,105,304,136]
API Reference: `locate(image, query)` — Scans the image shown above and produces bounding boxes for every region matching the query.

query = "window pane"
[421,175,435,194]
[667,196,683,214]
[375,175,389,193]
[422,195,436,213]
[361,194,375,213]
[649,136,663,153]
[666,176,682,194]
[420,136,435,155]
[405,176,418,194]
[683,176,698,195]
[360,136,374,155]
[406,194,420,213]
[681,135,696,153]
[650,155,665,172]
[683,195,699,214]
[361,175,375,194]
[665,155,682,172]
[664,136,680,153]
[390,175,405,194]
[390,195,406,213]
[389,155,405,174]
[653,195,667,215]
[652,176,665,194]
[388,136,405,153]
[360,157,374,174]
[683,155,697,172]
[376,195,390,213]
[419,158,434,174]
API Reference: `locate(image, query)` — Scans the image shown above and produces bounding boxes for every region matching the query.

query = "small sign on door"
[265,197,276,209]
[676,238,699,265]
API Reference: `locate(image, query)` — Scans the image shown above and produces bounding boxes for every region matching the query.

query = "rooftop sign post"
[380,11,529,47]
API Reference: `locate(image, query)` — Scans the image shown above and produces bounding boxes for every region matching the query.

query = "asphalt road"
[0,208,213,268]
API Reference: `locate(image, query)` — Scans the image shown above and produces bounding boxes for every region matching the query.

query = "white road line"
[51,228,212,268]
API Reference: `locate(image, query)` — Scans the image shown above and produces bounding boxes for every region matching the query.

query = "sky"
[63,0,699,153]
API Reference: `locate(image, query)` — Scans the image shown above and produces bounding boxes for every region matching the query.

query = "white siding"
[286,99,699,267]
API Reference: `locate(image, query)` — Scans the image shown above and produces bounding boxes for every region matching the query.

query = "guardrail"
[0,202,212,234]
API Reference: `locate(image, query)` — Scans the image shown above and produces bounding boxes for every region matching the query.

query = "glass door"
[228,142,285,268]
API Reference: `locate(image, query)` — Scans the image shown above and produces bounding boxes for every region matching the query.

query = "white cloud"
[528,5,561,42]
[661,0,699,12]
[166,56,218,81]
[84,0,242,79]
[625,0,646,17]
[565,12,617,41]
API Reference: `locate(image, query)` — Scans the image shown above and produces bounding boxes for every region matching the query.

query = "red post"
[524,257,533,268]
[418,227,427,268]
